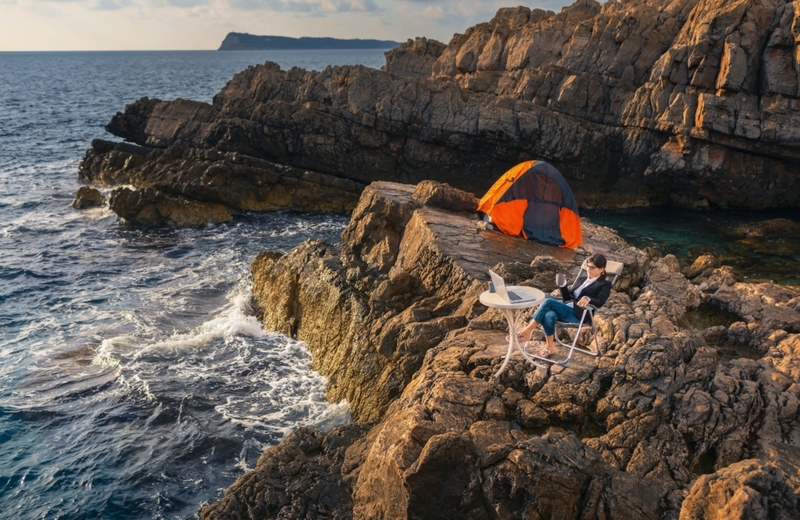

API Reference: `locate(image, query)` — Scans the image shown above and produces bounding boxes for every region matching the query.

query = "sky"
[0,0,574,51]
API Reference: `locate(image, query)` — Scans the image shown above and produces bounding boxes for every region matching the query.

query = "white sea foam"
[94,336,129,367]
[131,282,266,360]
[78,205,115,221]
[214,338,352,437]
[202,288,267,338]
[91,276,351,441]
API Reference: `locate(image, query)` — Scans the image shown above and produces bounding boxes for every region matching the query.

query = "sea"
[1,48,799,520]
[0,49,386,520]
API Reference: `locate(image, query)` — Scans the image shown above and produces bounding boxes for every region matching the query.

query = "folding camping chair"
[548,259,624,365]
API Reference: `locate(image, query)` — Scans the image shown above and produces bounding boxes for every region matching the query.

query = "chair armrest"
[577,305,597,322]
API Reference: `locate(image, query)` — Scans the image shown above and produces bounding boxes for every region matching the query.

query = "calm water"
[2,48,799,520]
[0,49,387,520]
[587,208,800,285]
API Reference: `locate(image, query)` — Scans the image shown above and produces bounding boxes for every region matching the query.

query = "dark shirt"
[559,275,612,321]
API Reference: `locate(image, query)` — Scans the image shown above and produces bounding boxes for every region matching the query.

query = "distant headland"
[218,32,399,51]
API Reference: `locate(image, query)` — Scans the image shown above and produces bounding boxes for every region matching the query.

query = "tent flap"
[558,207,582,250]
[491,199,528,237]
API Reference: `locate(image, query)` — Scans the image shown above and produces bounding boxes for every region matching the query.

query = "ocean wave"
[0,49,362,520]
[130,284,268,361]
[89,279,351,439]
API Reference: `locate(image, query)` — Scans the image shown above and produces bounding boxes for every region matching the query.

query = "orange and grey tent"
[478,160,582,249]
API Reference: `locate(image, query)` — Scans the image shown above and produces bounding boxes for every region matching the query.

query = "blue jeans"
[533,297,581,336]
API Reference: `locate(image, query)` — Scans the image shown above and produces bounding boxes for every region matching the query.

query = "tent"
[477,160,582,249]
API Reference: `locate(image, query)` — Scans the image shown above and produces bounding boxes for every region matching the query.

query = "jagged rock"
[71,186,105,209]
[83,0,800,211]
[81,139,364,224]
[108,186,235,227]
[644,254,703,310]
[199,424,372,520]
[696,265,743,293]
[679,459,799,520]
[710,281,800,336]
[735,218,800,238]
[205,179,800,519]
[516,400,549,428]
[687,256,799,340]
[411,180,478,212]
[383,37,447,78]
[683,253,720,279]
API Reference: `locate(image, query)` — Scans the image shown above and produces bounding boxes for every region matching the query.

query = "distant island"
[218,32,400,51]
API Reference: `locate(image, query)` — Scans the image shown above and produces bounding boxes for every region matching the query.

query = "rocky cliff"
[201,180,800,519]
[80,0,800,220]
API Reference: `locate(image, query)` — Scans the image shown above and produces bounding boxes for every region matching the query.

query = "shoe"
[505,333,528,343]
[534,346,555,359]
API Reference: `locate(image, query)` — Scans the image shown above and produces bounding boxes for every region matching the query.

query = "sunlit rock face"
[202,180,800,519]
[85,0,800,212]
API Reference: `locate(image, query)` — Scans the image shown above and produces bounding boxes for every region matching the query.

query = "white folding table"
[479,286,546,377]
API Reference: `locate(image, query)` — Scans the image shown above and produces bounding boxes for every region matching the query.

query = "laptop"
[489,270,536,303]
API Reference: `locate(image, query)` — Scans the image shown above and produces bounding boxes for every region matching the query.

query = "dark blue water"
[0,49,387,520]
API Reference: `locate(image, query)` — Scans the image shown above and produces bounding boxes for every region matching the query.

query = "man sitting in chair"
[516,254,612,358]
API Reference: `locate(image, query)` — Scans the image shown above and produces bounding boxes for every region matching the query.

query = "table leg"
[493,308,545,378]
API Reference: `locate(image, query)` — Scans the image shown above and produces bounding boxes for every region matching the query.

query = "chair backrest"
[577,258,624,287]
[605,260,624,287]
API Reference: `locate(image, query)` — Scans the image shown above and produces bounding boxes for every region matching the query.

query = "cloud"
[166,0,210,6]
[228,0,377,13]
[338,0,379,12]
[94,0,134,9]
[374,0,545,41]
[1,0,575,52]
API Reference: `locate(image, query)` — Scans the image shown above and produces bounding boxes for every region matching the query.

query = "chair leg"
[555,322,602,357]
[564,325,601,357]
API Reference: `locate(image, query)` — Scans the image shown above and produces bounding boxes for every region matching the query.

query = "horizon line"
[0,47,397,53]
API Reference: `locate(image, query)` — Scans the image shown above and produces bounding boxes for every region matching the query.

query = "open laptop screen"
[489,270,535,303]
